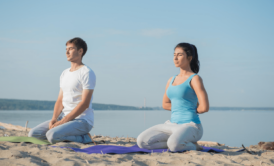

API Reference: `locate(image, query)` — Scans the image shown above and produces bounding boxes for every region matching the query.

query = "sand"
[0,128,274,166]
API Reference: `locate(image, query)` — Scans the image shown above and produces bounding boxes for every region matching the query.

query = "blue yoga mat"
[54,144,225,154]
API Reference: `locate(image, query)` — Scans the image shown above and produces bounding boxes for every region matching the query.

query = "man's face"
[66,43,82,62]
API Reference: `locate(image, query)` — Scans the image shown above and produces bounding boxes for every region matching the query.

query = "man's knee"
[28,128,35,137]
[46,130,60,144]
[28,128,44,139]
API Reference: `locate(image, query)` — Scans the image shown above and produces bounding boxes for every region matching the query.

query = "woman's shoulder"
[167,76,176,84]
[191,74,204,85]
[192,74,202,80]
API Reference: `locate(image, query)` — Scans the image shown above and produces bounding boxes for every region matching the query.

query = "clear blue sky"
[0,0,273,107]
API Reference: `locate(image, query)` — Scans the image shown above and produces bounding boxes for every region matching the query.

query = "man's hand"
[49,89,94,129]
[50,121,63,129]
[49,119,57,129]
[49,89,64,129]
[49,117,69,129]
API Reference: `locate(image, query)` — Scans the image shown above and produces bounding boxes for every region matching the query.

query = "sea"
[0,110,273,147]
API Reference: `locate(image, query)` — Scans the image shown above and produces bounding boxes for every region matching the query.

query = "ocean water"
[0,110,273,147]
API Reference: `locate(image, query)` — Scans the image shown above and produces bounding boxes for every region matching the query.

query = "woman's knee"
[167,137,198,152]
[167,138,182,152]
[137,133,147,149]
[137,131,158,149]
[137,124,169,149]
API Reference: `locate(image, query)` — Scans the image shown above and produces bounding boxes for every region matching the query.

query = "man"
[28,37,96,144]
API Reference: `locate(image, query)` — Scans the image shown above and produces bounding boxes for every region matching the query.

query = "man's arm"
[51,89,93,128]
[49,89,64,129]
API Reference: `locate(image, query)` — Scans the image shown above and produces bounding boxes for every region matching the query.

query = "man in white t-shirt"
[28,37,96,144]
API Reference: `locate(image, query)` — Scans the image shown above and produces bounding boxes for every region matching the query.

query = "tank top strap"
[187,74,197,83]
[169,76,177,86]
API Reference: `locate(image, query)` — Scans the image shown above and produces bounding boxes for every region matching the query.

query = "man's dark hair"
[66,37,88,57]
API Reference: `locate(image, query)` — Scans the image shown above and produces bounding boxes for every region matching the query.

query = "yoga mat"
[0,137,245,154]
[55,144,225,154]
[0,136,51,145]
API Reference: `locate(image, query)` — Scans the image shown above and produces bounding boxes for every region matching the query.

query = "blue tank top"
[166,74,201,124]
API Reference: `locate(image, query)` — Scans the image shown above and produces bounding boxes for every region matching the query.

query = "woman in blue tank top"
[137,43,209,151]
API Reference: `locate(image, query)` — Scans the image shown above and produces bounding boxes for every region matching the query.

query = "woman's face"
[173,47,192,68]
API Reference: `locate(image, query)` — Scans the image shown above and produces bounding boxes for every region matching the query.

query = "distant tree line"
[0,99,154,110]
[0,99,273,111]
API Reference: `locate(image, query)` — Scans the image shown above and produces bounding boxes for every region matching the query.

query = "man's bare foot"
[194,142,203,151]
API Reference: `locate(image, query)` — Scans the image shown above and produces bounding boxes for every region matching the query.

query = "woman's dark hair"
[175,43,200,73]
[66,37,88,57]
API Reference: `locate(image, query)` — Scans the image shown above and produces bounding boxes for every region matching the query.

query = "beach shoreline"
[0,123,273,166]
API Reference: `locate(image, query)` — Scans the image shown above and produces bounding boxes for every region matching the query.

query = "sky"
[0,0,273,108]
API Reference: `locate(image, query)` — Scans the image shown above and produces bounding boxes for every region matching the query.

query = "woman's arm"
[162,77,172,111]
[191,75,209,114]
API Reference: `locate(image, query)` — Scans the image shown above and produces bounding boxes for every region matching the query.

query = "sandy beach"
[0,125,273,166]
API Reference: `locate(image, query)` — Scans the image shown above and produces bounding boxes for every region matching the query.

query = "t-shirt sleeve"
[81,70,96,90]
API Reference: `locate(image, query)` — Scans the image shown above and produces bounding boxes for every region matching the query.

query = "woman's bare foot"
[193,142,203,151]
[258,142,274,150]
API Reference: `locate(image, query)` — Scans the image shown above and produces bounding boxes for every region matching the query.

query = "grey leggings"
[137,120,203,151]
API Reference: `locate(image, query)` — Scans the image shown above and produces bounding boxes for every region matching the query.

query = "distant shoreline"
[0,98,273,111]
[0,98,158,111]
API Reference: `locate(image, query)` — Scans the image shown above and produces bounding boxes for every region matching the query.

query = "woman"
[137,43,209,152]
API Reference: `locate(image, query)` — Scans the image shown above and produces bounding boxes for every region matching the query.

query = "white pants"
[137,120,203,152]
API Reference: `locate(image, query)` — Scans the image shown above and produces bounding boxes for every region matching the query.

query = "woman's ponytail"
[190,45,200,73]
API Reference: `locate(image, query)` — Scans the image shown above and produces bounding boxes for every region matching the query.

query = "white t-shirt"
[60,65,96,126]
